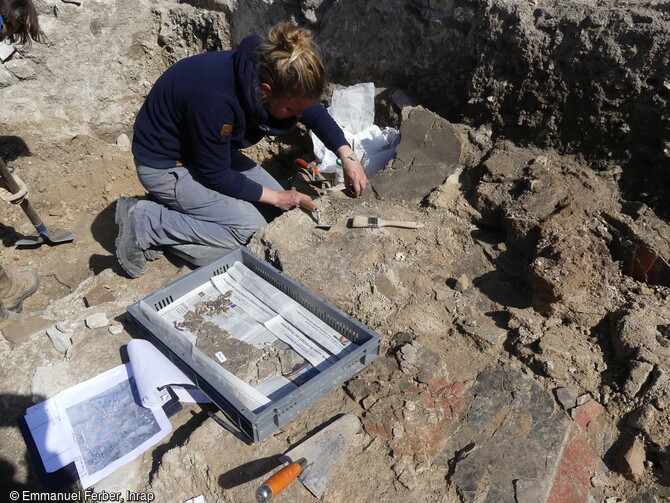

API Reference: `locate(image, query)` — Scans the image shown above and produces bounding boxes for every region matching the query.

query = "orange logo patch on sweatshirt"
[221,124,233,137]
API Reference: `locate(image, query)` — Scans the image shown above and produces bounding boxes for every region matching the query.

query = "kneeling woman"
[115,23,366,278]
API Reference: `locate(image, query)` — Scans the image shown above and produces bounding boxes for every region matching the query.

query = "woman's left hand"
[342,159,367,197]
[337,146,367,197]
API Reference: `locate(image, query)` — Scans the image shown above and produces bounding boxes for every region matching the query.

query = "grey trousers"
[134,154,284,250]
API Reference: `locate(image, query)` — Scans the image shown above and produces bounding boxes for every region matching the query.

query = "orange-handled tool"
[255,458,307,502]
[295,158,320,175]
[295,158,326,182]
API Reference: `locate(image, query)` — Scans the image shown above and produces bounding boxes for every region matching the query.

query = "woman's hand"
[260,187,312,212]
[337,145,367,197]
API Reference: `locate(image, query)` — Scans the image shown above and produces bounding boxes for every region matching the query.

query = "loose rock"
[85,312,109,329]
[45,326,73,355]
[616,435,646,481]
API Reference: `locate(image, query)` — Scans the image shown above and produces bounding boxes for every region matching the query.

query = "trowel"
[299,199,333,230]
[255,414,360,501]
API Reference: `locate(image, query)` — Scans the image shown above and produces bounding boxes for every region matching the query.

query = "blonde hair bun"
[258,23,326,101]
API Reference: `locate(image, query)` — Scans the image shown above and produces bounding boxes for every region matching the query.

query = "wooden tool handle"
[0,157,21,193]
[0,156,43,228]
[380,219,425,229]
[299,199,318,212]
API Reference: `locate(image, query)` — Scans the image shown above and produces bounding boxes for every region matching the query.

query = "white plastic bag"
[310,82,400,177]
[357,125,401,176]
[329,82,375,134]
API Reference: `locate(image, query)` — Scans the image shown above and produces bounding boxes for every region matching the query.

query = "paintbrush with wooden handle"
[350,216,424,229]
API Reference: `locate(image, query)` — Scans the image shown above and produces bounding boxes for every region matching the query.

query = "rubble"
[616,435,646,482]
[45,325,73,355]
[85,312,110,329]
[108,324,124,335]
[84,284,116,307]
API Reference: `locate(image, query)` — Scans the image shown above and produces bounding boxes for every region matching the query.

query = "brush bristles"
[352,216,378,227]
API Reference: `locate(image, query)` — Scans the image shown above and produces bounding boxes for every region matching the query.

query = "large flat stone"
[439,366,608,503]
[371,107,461,203]
[1,316,53,349]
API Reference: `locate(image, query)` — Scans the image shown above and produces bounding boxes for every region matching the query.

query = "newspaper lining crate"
[127,247,381,442]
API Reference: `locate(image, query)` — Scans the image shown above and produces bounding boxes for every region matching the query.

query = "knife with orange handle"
[255,458,307,502]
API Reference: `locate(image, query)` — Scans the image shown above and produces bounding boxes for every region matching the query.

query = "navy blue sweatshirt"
[132,34,348,202]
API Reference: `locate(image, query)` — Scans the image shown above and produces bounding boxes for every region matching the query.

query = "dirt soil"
[1,0,670,502]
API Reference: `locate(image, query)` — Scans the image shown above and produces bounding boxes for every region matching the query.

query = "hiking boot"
[115,197,147,278]
[0,267,40,313]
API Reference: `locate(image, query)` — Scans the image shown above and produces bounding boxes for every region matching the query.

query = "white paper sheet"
[25,363,172,488]
[222,263,354,358]
[0,40,16,62]
[24,339,213,487]
[24,399,72,472]
[128,338,201,408]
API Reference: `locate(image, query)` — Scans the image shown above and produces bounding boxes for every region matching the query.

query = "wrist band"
[336,153,358,166]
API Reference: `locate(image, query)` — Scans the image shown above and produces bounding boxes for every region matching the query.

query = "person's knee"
[229,214,267,244]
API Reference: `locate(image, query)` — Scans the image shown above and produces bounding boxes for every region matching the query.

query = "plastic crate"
[127,247,381,442]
